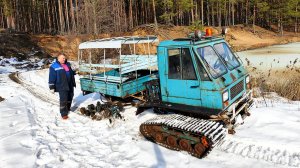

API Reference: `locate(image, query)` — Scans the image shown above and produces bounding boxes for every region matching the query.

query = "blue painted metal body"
[157,38,248,111]
[80,37,249,112]
[80,70,158,98]
[80,54,158,98]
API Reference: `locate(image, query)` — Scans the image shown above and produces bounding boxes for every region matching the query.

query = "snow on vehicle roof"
[79,36,159,49]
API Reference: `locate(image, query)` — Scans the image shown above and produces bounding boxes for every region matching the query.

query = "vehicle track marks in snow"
[218,137,300,167]
[14,70,300,168]
[13,72,146,167]
[15,73,59,106]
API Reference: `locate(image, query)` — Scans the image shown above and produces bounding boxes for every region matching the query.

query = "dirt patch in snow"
[0,96,4,102]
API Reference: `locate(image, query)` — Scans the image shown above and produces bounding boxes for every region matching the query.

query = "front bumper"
[227,90,254,122]
[210,90,254,122]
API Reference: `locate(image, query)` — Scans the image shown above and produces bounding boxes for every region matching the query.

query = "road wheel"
[194,143,206,157]
[179,139,192,152]
[154,133,164,143]
[166,135,177,148]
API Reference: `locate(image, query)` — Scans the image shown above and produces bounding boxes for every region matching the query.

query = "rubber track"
[140,114,227,158]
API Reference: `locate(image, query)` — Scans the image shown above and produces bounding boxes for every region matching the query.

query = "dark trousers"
[59,91,74,117]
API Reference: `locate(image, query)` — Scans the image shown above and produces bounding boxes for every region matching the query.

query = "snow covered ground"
[1,67,300,167]
[0,56,50,74]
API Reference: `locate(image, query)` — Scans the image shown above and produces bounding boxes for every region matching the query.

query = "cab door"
[161,47,201,106]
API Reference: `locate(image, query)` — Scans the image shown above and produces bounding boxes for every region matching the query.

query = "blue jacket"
[48,60,76,92]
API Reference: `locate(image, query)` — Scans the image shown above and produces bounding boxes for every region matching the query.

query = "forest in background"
[0,0,299,35]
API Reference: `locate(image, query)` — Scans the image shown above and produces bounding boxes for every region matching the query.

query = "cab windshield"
[196,46,227,78]
[214,42,240,70]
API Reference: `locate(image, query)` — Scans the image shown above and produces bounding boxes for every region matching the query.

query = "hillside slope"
[1,25,299,60]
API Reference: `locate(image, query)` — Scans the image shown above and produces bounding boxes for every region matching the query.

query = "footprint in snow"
[20,140,36,149]
[9,121,18,127]
[15,110,22,114]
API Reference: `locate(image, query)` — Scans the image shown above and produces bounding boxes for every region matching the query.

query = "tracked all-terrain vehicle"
[78,29,253,158]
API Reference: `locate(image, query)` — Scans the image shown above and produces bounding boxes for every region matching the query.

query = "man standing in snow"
[48,53,76,120]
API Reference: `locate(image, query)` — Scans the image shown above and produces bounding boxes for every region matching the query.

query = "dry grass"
[250,68,300,101]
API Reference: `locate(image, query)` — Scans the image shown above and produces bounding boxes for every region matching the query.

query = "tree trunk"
[152,0,158,31]
[3,0,15,30]
[58,0,64,33]
[201,0,204,25]
[211,1,215,26]
[232,1,235,25]
[280,16,283,36]
[6,16,12,29]
[195,1,198,20]
[129,0,133,29]
[84,0,90,33]
[92,2,97,35]
[245,0,248,25]
[218,1,221,27]
[227,1,229,26]
[46,0,52,33]
[69,0,76,33]
[191,0,194,23]
[75,0,79,33]
[224,1,228,26]
[123,0,127,31]
[296,6,298,33]
[65,0,70,33]
[206,2,210,26]
[54,0,60,33]
[253,5,256,33]
[0,8,4,28]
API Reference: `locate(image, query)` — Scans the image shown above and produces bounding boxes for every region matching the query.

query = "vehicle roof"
[158,37,225,48]
[79,36,159,49]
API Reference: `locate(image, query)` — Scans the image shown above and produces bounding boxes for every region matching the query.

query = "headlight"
[246,75,250,84]
[222,91,229,102]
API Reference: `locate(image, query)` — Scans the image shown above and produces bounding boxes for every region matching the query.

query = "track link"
[140,114,227,158]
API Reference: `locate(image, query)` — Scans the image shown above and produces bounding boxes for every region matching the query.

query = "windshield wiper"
[222,57,236,69]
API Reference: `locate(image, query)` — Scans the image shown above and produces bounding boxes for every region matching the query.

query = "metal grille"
[230,80,244,99]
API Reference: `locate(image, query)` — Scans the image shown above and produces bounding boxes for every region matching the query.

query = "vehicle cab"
[156,30,253,132]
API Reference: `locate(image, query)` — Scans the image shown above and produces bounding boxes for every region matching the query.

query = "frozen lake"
[237,42,300,71]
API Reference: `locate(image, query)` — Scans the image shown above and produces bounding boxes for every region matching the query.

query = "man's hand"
[50,89,55,94]
[74,69,79,75]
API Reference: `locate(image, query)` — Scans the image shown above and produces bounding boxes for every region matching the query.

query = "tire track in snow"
[16,74,59,106]
[217,137,300,167]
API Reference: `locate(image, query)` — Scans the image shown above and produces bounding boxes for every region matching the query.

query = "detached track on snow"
[11,72,300,167]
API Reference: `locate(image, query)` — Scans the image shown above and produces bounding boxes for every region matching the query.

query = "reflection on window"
[168,49,181,79]
[194,52,210,81]
[196,46,227,78]
[182,49,196,80]
[214,43,240,70]
[168,48,196,80]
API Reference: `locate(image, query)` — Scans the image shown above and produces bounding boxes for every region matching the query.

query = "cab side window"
[168,49,181,79]
[168,48,196,80]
